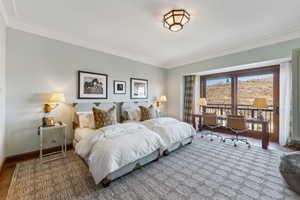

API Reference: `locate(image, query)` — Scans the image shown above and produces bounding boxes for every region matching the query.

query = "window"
[200,66,279,142]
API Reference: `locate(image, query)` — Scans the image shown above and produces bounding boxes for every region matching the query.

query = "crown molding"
[7,19,300,70]
[0,0,8,25]
[7,19,166,68]
[2,0,300,69]
[164,26,300,69]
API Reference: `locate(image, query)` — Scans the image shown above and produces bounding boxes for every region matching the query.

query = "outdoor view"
[205,74,274,132]
[206,78,231,105]
[206,74,273,106]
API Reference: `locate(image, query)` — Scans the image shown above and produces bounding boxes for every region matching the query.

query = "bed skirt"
[163,136,193,156]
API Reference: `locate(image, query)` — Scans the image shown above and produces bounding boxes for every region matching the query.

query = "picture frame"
[78,71,108,99]
[130,78,148,99]
[113,80,126,94]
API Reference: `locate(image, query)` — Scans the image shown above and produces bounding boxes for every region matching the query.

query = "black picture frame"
[130,78,148,99]
[113,80,126,94]
[78,70,108,99]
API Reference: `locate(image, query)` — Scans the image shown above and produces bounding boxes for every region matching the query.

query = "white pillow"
[126,108,141,121]
[149,106,160,118]
[76,112,95,129]
[109,106,118,125]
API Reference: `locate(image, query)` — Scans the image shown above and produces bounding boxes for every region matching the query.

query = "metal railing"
[204,104,274,133]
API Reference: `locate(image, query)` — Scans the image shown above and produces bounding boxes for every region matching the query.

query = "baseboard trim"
[4,144,73,164]
[0,157,5,173]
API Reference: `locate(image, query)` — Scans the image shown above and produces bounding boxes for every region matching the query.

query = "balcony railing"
[204,104,274,133]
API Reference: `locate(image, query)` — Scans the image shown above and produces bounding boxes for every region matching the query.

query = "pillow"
[76,112,95,129]
[93,106,116,129]
[126,108,141,121]
[139,106,151,121]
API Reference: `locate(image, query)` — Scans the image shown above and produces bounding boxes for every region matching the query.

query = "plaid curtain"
[183,75,196,123]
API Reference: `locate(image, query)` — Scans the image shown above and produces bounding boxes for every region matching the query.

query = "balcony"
[204,104,274,134]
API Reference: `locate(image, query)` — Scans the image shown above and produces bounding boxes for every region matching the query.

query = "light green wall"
[292,49,300,141]
[5,28,167,156]
[167,38,300,119]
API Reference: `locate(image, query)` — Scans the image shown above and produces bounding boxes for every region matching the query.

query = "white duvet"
[142,117,196,148]
[75,122,165,184]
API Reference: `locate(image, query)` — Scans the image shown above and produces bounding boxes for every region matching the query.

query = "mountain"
[206,77,273,106]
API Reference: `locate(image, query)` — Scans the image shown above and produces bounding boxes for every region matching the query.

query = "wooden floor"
[0,161,16,200]
[0,134,294,200]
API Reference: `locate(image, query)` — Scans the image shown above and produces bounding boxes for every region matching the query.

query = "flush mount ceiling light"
[163,9,190,32]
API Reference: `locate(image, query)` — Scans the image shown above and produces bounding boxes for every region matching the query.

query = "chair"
[279,152,300,195]
[223,115,251,148]
[201,113,223,141]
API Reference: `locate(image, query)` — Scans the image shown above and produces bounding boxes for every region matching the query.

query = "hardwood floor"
[0,160,17,199]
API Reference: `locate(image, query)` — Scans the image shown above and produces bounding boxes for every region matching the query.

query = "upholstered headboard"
[72,102,121,129]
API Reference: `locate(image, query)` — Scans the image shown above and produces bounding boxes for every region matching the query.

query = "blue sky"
[207,74,273,86]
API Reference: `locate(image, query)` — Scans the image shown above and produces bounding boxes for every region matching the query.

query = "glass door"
[237,73,279,142]
[205,77,233,115]
[200,65,280,142]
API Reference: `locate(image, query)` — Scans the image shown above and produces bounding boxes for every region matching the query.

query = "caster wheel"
[223,140,225,143]
[234,144,237,147]
[201,136,204,138]
[210,139,213,142]
[231,139,234,141]
[248,145,251,148]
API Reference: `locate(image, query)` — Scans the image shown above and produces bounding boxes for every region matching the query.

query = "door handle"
[275,106,279,114]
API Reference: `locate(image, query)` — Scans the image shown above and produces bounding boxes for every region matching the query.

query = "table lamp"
[43,92,65,126]
[252,98,268,120]
[156,95,167,107]
[198,98,207,114]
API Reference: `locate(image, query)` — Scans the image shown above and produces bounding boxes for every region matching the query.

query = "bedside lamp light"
[252,98,268,120]
[157,95,167,107]
[44,92,65,113]
[198,98,207,114]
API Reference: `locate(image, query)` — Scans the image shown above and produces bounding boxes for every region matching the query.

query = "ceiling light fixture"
[163,9,190,32]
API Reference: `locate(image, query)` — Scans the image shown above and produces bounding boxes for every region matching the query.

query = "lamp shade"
[159,95,167,102]
[198,98,207,106]
[252,98,268,109]
[49,92,65,103]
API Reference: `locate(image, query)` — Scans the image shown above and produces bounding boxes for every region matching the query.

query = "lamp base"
[42,117,55,127]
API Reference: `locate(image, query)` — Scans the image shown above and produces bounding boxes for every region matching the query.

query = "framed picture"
[130,78,148,99]
[78,71,108,99]
[113,80,126,94]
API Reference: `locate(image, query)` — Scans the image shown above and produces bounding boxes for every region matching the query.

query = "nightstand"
[38,123,67,162]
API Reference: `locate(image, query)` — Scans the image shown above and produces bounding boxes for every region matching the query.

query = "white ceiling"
[1,0,300,68]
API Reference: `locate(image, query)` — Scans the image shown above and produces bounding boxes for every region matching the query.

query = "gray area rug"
[6,135,300,200]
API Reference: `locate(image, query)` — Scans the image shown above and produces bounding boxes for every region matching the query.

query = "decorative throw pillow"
[76,112,95,129]
[93,106,115,129]
[139,106,151,121]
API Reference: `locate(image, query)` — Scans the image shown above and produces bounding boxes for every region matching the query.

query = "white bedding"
[141,117,196,148]
[75,122,165,184]
[74,128,97,143]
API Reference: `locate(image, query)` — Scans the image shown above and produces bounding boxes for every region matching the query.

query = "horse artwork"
[78,71,108,99]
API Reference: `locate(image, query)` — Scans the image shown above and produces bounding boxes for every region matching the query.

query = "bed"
[72,103,165,187]
[121,101,196,155]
